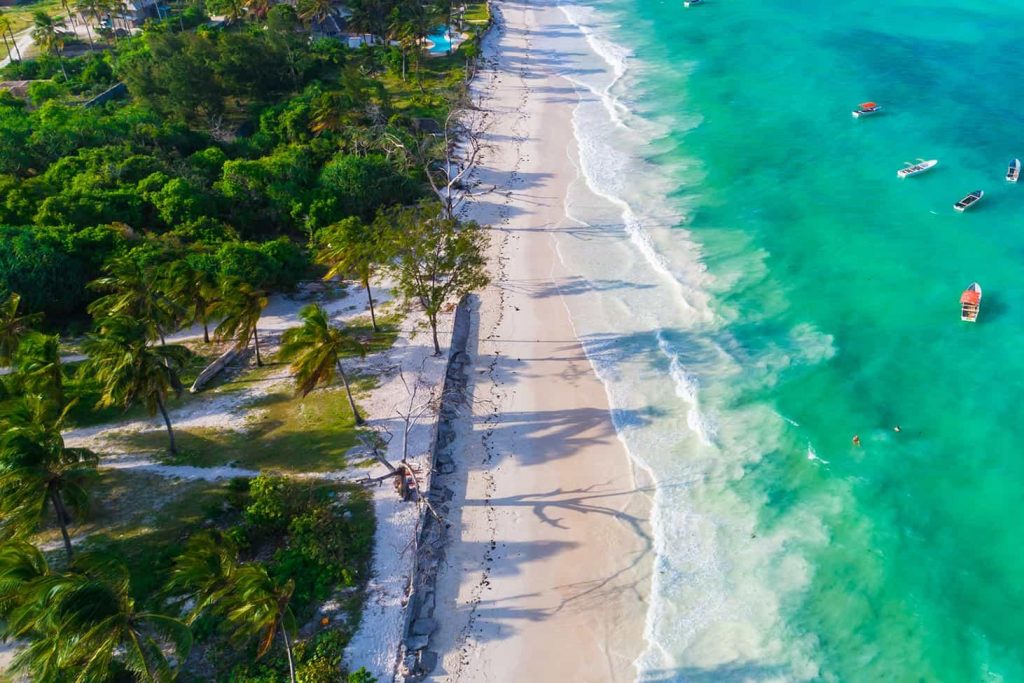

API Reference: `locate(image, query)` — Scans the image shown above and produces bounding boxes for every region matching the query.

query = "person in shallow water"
[852,434,861,446]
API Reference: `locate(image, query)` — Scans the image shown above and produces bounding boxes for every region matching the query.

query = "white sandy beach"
[426,2,653,681]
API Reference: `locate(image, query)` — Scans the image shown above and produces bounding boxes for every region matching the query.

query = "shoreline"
[426,1,653,680]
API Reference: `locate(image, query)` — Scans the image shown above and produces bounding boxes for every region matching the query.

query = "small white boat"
[1007,158,1020,183]
[897,159,938,179]
[684,0,703,6]
[960,282,982,322]
[852,102,881,118]
[954,190,984,212]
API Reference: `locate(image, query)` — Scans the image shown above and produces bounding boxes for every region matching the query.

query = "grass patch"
[464,1,490,24]
[0,0,65,34]
[111,377,367,474]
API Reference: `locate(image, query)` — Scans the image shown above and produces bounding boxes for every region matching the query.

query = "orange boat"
[852,101,882,118]
[960,283,982,322]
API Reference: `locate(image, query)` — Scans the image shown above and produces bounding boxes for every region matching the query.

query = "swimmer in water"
[852,435,861,446]
[894,425,901,433]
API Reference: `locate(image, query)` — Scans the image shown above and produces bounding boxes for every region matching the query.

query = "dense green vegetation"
[0,0,492,679]
[0,0,486,328]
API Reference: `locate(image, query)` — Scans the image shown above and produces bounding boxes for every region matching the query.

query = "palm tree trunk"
[155,392,178,455]
[280,624,297,683]
[0,33,11,62]
[203,321,210,344]
[83,22,94,47]
[57,54,68,81]
[252,328,262,367]
[335,361,364,425]
[10,28,21,60]
[49,488,74,561]
[363,277,378,332]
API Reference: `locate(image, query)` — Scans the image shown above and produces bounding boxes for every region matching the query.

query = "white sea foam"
[549,1,832,679]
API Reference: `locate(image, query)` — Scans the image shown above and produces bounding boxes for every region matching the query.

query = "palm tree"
[317,218,383,332]
[15,333,65,408]
[167,532,298,682]
[0,396,98,561]
[165,530,239,621]
[0,541,49,616]
[0,16,22,61]
[297,0,333,36]
[82,316,190,455]
[4,551,192,681]
[167,257,220,344]
[226,566,297,683]
[59,0,77,29]
[0,292,41,365]
[88,255,182,345]
[214,279,268,367]
[0,17,14,63]
[73,0,102,48]
[279,304,366,425]
[30,12,68,81]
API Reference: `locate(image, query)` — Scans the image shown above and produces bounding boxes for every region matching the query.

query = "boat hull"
[954,191,984,212]
[961,283,982,322]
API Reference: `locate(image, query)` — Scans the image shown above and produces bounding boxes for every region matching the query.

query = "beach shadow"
[503,276,658,300]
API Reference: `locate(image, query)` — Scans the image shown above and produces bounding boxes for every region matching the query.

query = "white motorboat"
[1007,158,1020,183]
[953,190,984,212]
[897,159,938,179]
[684,0,703,6]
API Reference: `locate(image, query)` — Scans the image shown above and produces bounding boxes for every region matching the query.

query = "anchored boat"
[852,102,882,118]
[684,0,703,6]
[897,159,938,179]
[960,283,982,322]
[954,190,984,212]
[1007,158,1020,183]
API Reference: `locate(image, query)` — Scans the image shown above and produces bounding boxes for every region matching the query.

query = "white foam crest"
[656,329,717,446]
[558,3,633,128]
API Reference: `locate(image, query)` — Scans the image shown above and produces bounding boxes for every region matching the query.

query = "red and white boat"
[1007,158,1020,183]
[960,283,982,322]
[852,102,882,118]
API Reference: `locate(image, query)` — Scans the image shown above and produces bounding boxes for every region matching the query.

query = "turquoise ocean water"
[543,0,1024,680]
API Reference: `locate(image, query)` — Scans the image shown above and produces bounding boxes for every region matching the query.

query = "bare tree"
[425,107,490,219]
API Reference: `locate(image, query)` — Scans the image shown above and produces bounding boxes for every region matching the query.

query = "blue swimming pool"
[427,26,459,55]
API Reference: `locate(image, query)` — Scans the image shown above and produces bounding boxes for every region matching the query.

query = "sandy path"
[427,2,653,681]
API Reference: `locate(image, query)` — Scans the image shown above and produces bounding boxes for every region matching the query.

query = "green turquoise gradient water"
[560,0,1024,679]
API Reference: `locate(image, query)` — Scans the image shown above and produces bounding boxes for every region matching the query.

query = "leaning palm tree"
[5,552,192,681]
[279,304,366,425]
[0,17,14,63]
[225,566,298,683]
[73,0,102,47]
[0,292,41,365]
[0,16,21,61]
[0,396,98,561]
[15,333,65,408]
[167,532,298,682]
[317,217,383,332]
[0,541,49,617]
[297,0,333,36]
[82,315,190,455]
[88,255,182,345]
[30,12,68,80]
[164,530,240,621]
[214,279,268,367]
[167,257,220,344]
